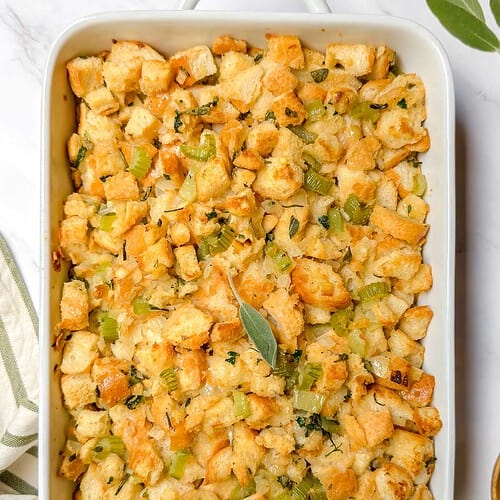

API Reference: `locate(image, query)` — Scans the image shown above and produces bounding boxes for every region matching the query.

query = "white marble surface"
[0,0,498,497]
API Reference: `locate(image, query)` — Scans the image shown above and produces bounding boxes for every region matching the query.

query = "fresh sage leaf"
[227,273,277,368]
[446,0,485,21]
[491,0,500,26]
[427,0,500,51]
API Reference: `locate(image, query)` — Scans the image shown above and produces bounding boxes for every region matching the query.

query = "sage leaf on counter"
[227,272,277,368]
[427,0,500,51]
[491,0,500,26]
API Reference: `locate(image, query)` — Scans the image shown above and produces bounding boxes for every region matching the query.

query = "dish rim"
[40,9,455,500]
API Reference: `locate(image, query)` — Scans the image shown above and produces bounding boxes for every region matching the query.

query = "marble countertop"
[0,0,498,497]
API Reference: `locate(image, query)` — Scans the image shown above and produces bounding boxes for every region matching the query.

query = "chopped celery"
[129,146,152,178]
[275,492,293,500]
[351,101,381,122]
[348,330,367,357]
[309,477,328,500]
[180,134,216,162]
[198,226,235,260]
[413,173,427,196]
[292,390,325,413]
[160,368,179,392]
[343,194,372,225]
[178,170,197,203]
[273,350,301,390]
[298,363,323,390]
[100,314,118,341]
[304,168,333,196]
[92,436,126,460]
[320,416,342,436]
[302,152,321,171]
[330,307,353,337]
[292,475,315,499]
[288,125,318,144]
[168,449,191,479]
[265,241,293,272]
[358,282,389,302]
[132,297,150,315]
[229,478,256,499]
[327,207,344,233]
[233,390,251,419]
[305,99,326,121]
[99,213,116,232]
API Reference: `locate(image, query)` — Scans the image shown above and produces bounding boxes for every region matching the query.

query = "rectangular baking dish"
[40,8,455,499]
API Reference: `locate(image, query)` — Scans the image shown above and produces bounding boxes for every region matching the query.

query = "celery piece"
[178,170,197,203]
[273,350,301,390]
[292,390,325,413]
[298,363,323,390]
[413,173,427,196]
[180,134,216,162]
[129,146,152,178]
[99,213,116,232]
[351,101,381,122]
[347,330,367,357]
[320,416,341,436]
[275,492,293,500]
[168,449,191,480]
[343,194,372,225]
[305,99,326,121]
[309,477,328,500]
[288,125,318,144]
[302,152,321,171]
[265,241,293,272]
[330,307,353,337]
[229,478,257,500]
[100,314,118,341]
[304,168,333,196]
[357,282,389,302]
[327,207,344,233]
[233,390,251,419]
[198,226,235,260]
[92,436,126,460]
[292,475,315,499]
[132,297,150,315]
[160,368,179,392]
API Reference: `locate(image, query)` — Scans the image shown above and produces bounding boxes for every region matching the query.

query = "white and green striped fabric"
[0,235,38,498]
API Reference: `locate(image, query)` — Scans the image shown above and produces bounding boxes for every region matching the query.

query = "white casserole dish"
[40,6,455,499]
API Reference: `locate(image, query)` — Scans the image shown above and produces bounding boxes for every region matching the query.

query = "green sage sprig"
[227,272,277,368]
[427,0,499,51]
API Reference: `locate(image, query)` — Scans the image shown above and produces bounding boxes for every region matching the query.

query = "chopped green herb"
[285,107,298,118]
[397,98,407,109]
[124,395,143,410]
[186,97,219,116]
[310,68,329,83]
[325,441,343,456]
[206,209,217,220]
[343,388,352,402]
[277,475,292,488]
[264,110,276,121]
[174,110,183,133]
[370,103,388,110]
[318,215,330,230]
[225,351,238,365]
[289,215,300,238]
[129,365,145,386]
[152,138,161,149]
[336,353,349,362]
[408,205,413,215]
[141,186,152,201]
[254,53,263,63]
[71,145,87,168]
[163,173,171,180]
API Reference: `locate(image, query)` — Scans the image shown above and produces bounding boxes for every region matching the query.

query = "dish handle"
[174,0,331,13]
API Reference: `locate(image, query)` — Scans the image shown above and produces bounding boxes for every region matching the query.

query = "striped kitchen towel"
[0,235,38,498]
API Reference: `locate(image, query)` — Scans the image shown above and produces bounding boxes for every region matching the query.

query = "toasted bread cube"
[271,91,307,127]
[357,408,394,446]
[219,52,254,81]
[413,406,443,437]
[372,248,421,281]
[60,330,99,375]
[401,372,435,408]
[59,280,89,331]
[140,60,174,95]
[336,165,376,203]
[233,149,265,171]
[256,427,295,455]
[232,422,265,486]
[169,222,191,246]
[376,176,398,210]
[263,64,298,95]
[399,306,433,340]
[110,200,149,237]
[103,59,142,93]
[59,216,88,250]
[292,258,351,311]
[125,107,162,141]
[224,190,255,217]
[137,238,175,275]
[272,126,304,166]
[395,263,433,295]
[325,43,376,76]
[376,109,427,150]
[92,358,131,407]
[304,304,331,325]
[321,469,358,500]
[61,374,96,410]
[84,86,119,115]
[262,289,304,351]
[265,34,304,69]
[103,171,139,201]
[63,193,99,219]
[253,157,303,201]
[219,119,248,158]
[398,193,429,224]
[163,304,213,349]
[387,429,434,483]
[78,104,123,144]
[174,245,202,281]
[171,45,217,86]
[388,329,425,368]
[205,446,233,484]
[247,122,279,157]
[74,409,111,443]
[341,415,367,451]
[345,136,381,171]
[374,463,415,499]
[195,157,231,202]
[190,85,240,124]
[231,167,257,194]
[368,45,396,80]
[212,35,248,55]
[66,56,104,97]
[371,205,429,246]
[221,64,263,113]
